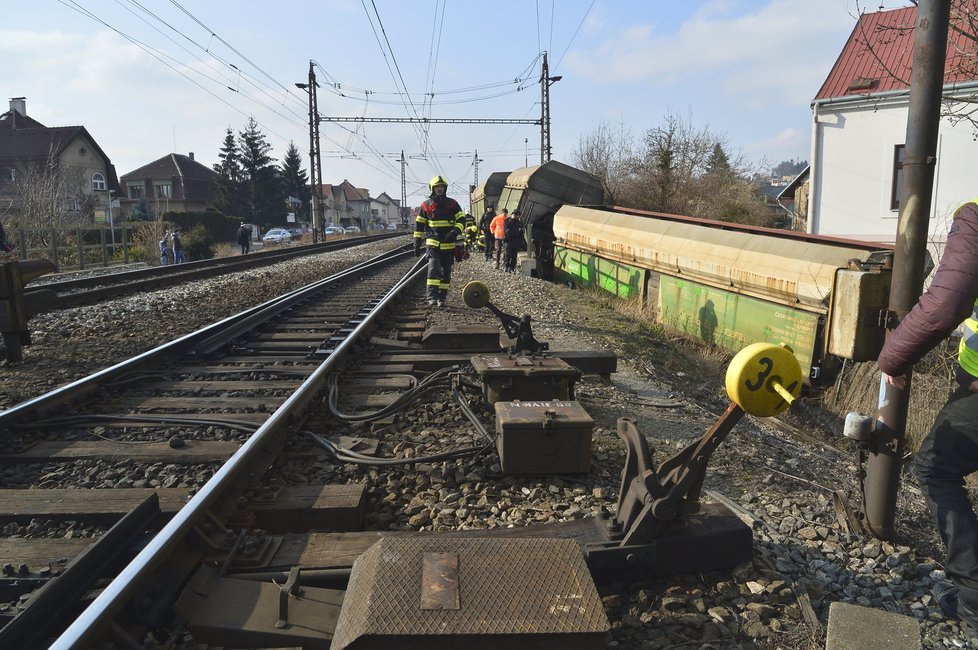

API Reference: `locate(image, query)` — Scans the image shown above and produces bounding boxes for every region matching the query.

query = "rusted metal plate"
[422,325,502,350]
[420,552,459,610]
[176,566,342,649]
[332,537,609,649]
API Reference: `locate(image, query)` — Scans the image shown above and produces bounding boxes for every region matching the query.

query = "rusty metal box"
[495,400,593,475]
[471,354,581,405]
[828,268,891,361]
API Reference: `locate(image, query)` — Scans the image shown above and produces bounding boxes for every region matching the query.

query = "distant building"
[119,153,219,216]
[0,97,120,223]
[809,5,978,246]
[371,192,401,226]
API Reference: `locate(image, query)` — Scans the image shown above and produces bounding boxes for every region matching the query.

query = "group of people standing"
[158,229,184,265]
[480,205,524,272]
[413,176,526,307]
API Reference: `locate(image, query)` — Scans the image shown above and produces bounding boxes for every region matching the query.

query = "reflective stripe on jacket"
[415,196,464,250]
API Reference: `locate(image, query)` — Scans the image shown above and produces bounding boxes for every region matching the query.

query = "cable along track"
[0,248,423,648]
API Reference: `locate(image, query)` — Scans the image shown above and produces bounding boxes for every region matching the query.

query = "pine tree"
[238,117,284,224]
[281,142,311,220]
[705,144,732,178]
[212,127,245,218]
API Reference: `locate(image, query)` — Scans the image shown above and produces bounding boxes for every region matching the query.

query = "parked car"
[386,223,399,231]
[344,225,361,234]
[323,226,345,236]
[262,228,291,244]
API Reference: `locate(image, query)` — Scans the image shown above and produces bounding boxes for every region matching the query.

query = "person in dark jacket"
[877,198,978,630]
[503,209,524,272]
[171,229,185,264]
[237,222,252,254]
[414,175,464,307]
[479,205,496,260]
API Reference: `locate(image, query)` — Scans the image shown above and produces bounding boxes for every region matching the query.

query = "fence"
[6,225,138,271]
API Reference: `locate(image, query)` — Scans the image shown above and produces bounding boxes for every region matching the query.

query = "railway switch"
[0,260,57,363]
[584,343,803,580]
[462,280,548,353]
[494,399,593,474]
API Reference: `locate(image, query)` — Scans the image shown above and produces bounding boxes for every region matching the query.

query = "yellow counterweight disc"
[725,342,803,417]
[461,281,491,309]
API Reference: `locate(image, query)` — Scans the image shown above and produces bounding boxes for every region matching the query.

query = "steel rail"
[46,232,406,307]
[50,255,427,649]
[0,245,410,429]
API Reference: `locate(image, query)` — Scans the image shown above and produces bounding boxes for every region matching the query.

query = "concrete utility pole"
[866,0,950,540]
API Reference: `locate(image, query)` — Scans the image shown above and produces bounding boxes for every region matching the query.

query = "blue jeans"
[915,385,978,612]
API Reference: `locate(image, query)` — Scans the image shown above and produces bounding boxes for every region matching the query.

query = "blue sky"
[4,0,913,205]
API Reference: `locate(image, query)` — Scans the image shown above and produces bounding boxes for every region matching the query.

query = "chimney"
[9,97,26,116]
[188,152,194,161]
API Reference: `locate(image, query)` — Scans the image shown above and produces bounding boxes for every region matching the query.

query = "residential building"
[809,4,978,247]
[0,97,120,224]
[371,192,401,226]
[119,153,219,217]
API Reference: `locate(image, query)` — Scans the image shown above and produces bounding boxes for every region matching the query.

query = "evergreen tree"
[130,197,155,221]
[281,142,311,220]
[212,127,245,218]
[705,144,732,179]
[238,117,285,224]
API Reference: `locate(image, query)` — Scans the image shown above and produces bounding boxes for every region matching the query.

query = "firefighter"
[462,213,478,250]
[414,175,465,307]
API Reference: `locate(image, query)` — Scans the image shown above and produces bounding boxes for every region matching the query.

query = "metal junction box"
[828,268,891,361]
[471,354,581,405]
[495,400,593,475]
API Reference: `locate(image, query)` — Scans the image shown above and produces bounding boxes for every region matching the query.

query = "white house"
[809,4,978,247]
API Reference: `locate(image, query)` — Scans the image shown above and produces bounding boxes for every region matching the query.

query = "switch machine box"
[471,354,581,405]
[494,400,594,475]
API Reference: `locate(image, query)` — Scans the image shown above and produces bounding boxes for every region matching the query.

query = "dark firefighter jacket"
[415,195,465,251]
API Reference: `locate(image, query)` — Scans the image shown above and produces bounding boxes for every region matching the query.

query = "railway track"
[33,232,406,308]
[0,246,425,647]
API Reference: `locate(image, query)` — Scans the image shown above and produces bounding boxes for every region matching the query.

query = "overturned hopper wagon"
[553,204,908,382]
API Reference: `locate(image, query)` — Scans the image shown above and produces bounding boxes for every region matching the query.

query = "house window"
[129,184,145,200]
[890,145,905,211]
[92,173,106,192]
[66,197,80,211]
[154,183,172,199]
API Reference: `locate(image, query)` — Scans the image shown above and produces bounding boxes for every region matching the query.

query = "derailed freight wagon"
[553,204,901,382]
[490,161,604,278]
[470,171,509,219]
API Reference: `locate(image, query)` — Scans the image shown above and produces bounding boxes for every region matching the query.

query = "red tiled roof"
[815,4,978,100]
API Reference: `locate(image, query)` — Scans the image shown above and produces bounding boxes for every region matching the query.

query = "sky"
[4,0,915,206]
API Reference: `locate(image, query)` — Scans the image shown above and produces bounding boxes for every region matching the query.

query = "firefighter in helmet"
[414,175,466,306]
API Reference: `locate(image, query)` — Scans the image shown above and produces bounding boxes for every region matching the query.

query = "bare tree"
[11,148,92,229]
[852,0,978,134]
[571,119,637,206]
